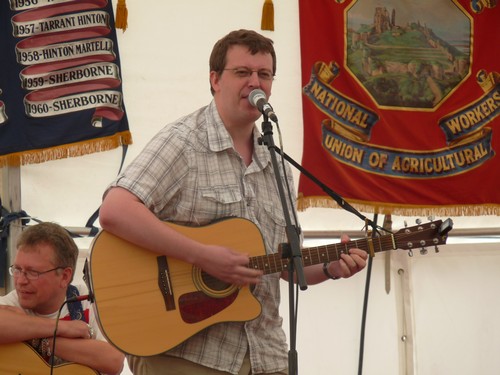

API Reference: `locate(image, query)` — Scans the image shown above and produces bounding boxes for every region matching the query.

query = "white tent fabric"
[9,1,500,374]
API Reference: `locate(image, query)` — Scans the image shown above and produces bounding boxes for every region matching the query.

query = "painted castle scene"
[346,1,471,109]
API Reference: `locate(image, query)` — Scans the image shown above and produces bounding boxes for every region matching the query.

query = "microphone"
[66,294,91,303]
[248,89,278,122]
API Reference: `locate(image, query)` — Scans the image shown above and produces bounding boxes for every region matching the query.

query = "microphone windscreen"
[248,89,267,108]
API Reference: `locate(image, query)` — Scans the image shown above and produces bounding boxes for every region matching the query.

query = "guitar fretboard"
[248,234,397,275]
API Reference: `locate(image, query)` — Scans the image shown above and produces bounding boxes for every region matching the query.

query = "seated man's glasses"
[9,265,63,280]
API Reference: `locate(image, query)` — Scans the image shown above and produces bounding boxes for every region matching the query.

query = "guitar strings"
[198,225,439,284]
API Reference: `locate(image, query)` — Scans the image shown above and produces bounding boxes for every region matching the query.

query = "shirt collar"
[206,100,272,169]
[206,100,234,152]
[252,127,272,169]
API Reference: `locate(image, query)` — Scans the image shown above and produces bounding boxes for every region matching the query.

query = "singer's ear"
[209,71,222,94]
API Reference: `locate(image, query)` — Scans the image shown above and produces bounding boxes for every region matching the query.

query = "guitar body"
[89,217,264,356]
[89,215,453,357]
[0,342,98,375]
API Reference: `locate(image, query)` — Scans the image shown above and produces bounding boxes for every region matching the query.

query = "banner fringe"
[297,195,500,217]
[0,131,132,167]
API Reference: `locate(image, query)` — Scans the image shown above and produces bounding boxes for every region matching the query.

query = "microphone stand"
[259,115,306,375]
[271,148,384,375]
[271,147,381,229]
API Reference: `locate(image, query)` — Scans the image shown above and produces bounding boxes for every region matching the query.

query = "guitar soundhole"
[192,267,238,298]
[201,272,231,292]
[182,267,241,324]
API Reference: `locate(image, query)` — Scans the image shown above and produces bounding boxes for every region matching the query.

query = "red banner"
[298,0,499,216]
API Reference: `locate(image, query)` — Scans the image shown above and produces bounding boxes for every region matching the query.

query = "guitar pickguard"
[179,290,239,324]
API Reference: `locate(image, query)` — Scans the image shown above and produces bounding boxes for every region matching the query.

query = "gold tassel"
[115,0,128,31]
[261,0,274,31]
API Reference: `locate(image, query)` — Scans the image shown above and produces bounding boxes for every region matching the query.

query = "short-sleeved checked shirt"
[109,100,298,374]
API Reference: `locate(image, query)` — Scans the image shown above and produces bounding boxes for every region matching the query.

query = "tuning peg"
[420,247,428,255]
[432,238,440,253]
[416,218,422,224]
[404,220,408,228]
[428,215,435,221]
[408,249,413,257]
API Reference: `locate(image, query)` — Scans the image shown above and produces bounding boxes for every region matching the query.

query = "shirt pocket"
[193,185,244,223]
[255,201,288,255]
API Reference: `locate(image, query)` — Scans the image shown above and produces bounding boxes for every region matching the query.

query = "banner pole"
[1,166,22,294]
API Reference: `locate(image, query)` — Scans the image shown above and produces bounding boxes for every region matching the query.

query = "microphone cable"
[48,294,90,375]
[49,299,67,375]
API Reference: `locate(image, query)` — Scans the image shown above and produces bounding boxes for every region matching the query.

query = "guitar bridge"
[157,256,176,311]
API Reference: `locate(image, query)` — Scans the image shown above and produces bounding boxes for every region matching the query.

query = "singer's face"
[211,45,273,126]
[12,244,72,314]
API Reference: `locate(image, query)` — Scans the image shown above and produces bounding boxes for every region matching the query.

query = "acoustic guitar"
[0,342,99,374]
[88,216,452,356]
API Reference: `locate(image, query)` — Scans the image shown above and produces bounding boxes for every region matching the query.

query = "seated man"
[0,222,124,375]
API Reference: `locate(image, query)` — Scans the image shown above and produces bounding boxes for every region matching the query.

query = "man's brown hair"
[209,29,276,94]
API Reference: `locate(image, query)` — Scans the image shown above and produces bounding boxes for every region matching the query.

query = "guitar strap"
[66,284,87,322]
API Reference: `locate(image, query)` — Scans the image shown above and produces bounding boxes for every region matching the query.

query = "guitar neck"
[249,234,394,275]
[248,218,451,275]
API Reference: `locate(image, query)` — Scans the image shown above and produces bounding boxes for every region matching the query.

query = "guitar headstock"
[394,218,453,255]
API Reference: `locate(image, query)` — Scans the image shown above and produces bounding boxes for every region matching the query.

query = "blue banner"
[0,0,131,166]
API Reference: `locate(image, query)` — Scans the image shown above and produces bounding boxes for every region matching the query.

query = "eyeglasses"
[223,67,274,81]
[9,265,63,280]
